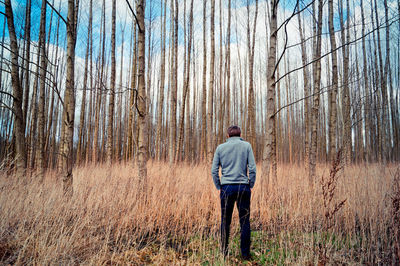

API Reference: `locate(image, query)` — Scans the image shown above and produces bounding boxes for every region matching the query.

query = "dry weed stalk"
[392,168,400,264]
[318,150,347,265]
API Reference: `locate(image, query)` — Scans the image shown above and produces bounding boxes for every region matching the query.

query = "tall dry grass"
[0,161,398,264]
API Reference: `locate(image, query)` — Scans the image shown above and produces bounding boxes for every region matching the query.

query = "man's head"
[227,125,241,138]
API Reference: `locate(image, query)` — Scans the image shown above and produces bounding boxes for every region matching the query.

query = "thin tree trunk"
[92,0,106,164]
[168,0,178,164]
[263,0,278,185]
[37,0,48,177]
[136,0,148,196]
[62,0,78,195]
[360,0,371,162]
[207,0,215,162]
[85,0,93,164]
[22,0,31,127]
[225,0,231,130]
[309,0,323,186]
[247,0,258,153]
[4,0,27,177]
[177,0,194,162]
[106,0,116,165]
[328,0,338,161]
[339,0,352,164]
[156,0,167,161]
[77,0,92,165]
[201,0,207,161]
[297,9,310,170]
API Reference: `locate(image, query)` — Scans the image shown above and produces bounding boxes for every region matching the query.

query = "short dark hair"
[227,125,241,137]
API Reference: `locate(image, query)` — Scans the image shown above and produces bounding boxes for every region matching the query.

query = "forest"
[0,0,399,264]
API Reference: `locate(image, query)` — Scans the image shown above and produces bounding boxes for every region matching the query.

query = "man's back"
[211,136,256,190]
[211,126,256,260]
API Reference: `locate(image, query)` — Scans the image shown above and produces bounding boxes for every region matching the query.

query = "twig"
[125,0,143,33]
[274,16,400,86]
[45,0,67,25]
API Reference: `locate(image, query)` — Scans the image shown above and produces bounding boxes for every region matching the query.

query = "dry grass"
[0,161,398,265]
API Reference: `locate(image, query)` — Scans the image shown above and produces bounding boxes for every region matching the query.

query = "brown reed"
[0,161,397,264]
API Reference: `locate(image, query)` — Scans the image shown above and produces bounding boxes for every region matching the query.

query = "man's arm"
[248,145,256,188]
[211,147,221,190]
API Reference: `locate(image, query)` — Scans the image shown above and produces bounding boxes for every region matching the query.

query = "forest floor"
[0,161,399,265]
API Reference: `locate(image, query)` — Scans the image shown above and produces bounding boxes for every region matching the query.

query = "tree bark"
[327,0,338,161]
[37,0,48,177]
[156,0,167,161]
[106,0,116,165]
[4,0,27,177]
[263,0,278,185]
[136,0,148,196]
[247,0,258,153]
[22,0,31,127]
[309,0,323,186]
[177,0,194,162]
[201,0,207,161]
[207,0,215,163]
[62,0,78,195]
[77,0,92,164]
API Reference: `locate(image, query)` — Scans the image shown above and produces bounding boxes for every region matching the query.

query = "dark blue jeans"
[220,184,251,257]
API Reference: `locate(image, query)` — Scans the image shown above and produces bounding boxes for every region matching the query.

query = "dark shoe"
[242,254,252,261]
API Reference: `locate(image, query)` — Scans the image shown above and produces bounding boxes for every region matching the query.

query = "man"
[211,125,256,260]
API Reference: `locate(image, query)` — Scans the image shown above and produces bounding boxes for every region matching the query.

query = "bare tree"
[135,0,148,195]
[156,0,167,161]
[77,0,92,164]
[207,0,215,162]
[62,0,79,195]
[177,0,194,162]
[4,0,27,177]
[309,0,323,185]
[328,0,338,161]
[37,0,48,177]
[247,0,258,151]
[201,0,207,161]
[106,0,116,165]
[263,0,278,185]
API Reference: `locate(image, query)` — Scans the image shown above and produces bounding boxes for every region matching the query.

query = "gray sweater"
[211,137,256,190]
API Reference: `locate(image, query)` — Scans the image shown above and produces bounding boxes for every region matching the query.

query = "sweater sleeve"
[248,145,256,188]
[211,147,221,190]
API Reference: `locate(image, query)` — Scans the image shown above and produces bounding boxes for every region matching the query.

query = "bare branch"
[125,0,143,33]
[45,0,67,25]
[0,90,15,99]
[0,103,14,112]
[274,16,400,86]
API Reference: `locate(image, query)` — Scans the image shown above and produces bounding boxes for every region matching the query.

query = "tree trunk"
[177,0,194,162]
[77,0,92,165]
[247,0,258,153]
[136,0,148,196]
[62,0,78,195]
[37,0,48,177]
[22,0,31,127]
[328,0,338,161]
[297,9,310,170]
[106,0,116,165]
[4,0,27,177]
[207,0,215,163]
[339,0,352,164]
[156,0,167,161]
[263,0,278,185]
[360,0,371,162]
[201,0,207,161]
[309,0,323,186]
[226,0,231,128]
